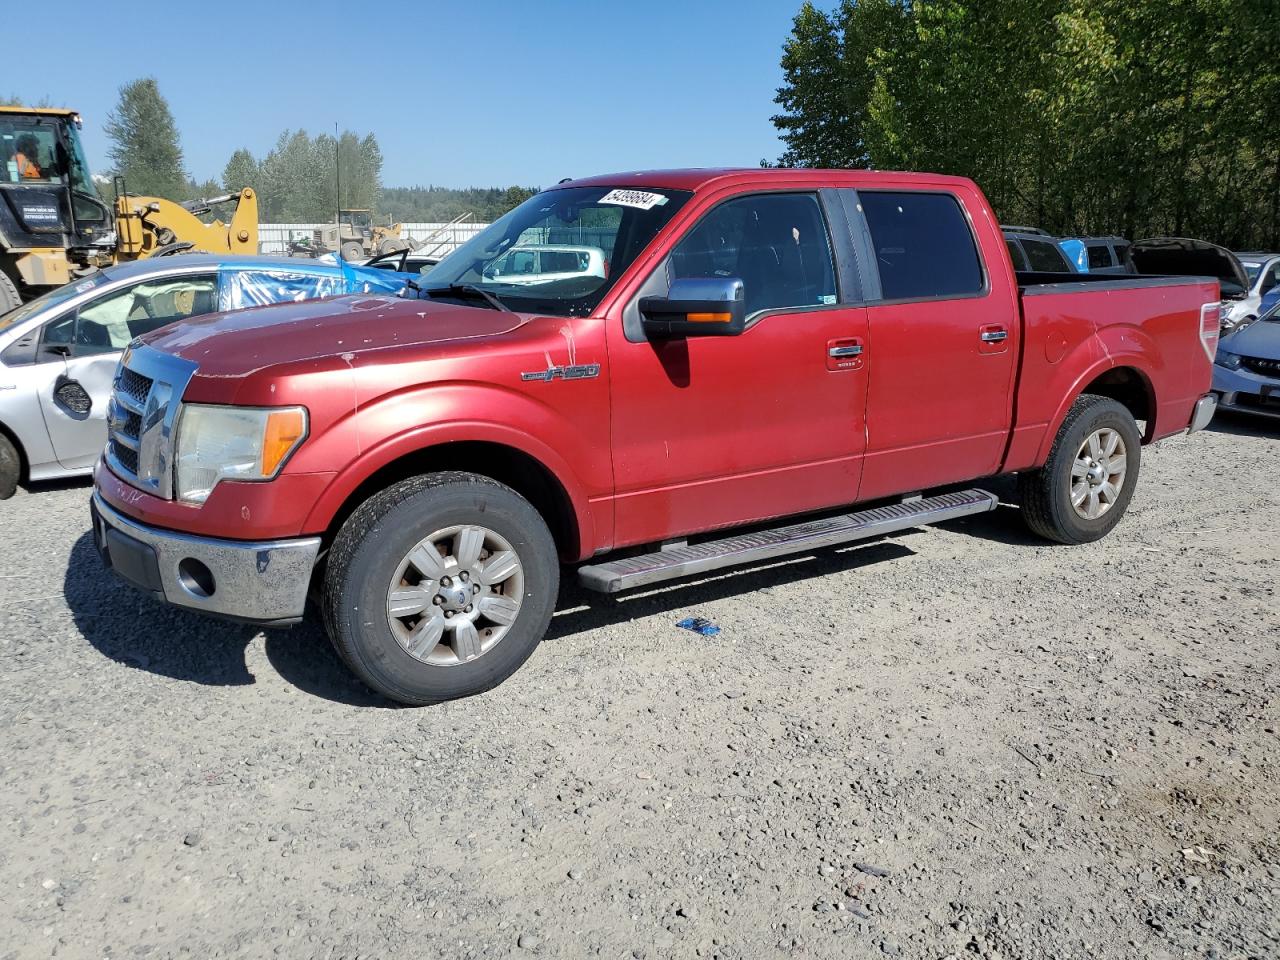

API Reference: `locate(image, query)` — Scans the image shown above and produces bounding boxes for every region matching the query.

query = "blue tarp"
[223,264,418,309]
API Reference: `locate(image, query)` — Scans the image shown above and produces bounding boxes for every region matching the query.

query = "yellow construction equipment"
[0,105,258,309]
[113,184,258,260]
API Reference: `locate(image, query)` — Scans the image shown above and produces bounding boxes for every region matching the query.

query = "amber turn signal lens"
[686,312,732,323]
[261,408,307,475]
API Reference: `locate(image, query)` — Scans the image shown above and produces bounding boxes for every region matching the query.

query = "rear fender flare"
[1035,349,1158,463]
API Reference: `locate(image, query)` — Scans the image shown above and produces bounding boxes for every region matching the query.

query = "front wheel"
[1018,395,1142,545]
[0,432,20,500]
[322,472,559,705]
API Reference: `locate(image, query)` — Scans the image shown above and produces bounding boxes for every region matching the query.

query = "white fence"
[256,221,489,257]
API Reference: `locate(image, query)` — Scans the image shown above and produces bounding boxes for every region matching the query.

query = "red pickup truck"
[91,169,1220,705]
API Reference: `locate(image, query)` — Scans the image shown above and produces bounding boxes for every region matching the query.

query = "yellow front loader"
[0,104,259,308]
[113,185,259,261]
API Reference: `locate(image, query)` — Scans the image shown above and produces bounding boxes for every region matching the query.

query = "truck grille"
[1242,356,1280,378]
[108,369,152,481]
[104,346,198,499]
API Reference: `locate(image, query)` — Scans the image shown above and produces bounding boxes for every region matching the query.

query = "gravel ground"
[1,414,1277,960]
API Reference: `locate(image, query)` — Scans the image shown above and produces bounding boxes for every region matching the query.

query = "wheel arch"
[308,435,590,562]
[1035,360,1157,464]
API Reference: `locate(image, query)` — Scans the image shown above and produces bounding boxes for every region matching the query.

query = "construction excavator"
[0,106,258,310]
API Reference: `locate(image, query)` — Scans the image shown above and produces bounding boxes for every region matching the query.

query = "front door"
[607,191,870,548]
[38,272,218,470]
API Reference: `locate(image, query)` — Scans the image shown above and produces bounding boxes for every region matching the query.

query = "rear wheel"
[1019,395,1141,544]
[340,241,364,261]
[322,472,559,705]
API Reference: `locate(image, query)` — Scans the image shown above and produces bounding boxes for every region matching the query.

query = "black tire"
[0,432,19,500]
[322,472,559,705]
[0,271,21,313]
[1018,394,1142,545]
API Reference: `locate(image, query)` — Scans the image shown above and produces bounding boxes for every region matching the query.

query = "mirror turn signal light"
[686,312,733,323]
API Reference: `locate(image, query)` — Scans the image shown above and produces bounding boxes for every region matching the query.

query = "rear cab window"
[859,191,984,300]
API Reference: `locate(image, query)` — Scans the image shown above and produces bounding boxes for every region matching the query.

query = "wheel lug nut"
[432,596,443,605]
[472,584,481,593]
[441,576,452,587]
[460,572,469,582]
[465,604,473,612]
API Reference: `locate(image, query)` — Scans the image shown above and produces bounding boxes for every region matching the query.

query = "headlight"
[1214,349,1243,370]
[174,404,307,504]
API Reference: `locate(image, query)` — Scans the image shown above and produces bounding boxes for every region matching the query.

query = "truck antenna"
[334,122,341,235]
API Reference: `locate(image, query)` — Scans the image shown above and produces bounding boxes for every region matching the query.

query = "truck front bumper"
[91,491,321,626]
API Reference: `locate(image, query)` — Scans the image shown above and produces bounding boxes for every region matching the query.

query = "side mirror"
[639,277,746,339]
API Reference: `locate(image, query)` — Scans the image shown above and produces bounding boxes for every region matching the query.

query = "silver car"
[0,255,413,498]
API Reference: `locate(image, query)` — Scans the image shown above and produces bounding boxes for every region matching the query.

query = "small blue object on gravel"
[675,617,720,637]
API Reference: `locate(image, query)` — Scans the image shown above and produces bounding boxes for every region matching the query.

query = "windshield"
[1242,262,1261,284]
[423,185,692,317]
[0,270,113,332]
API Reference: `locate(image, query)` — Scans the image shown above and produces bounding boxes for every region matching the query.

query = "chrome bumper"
[1188,393,1217,433]
[91,491,321,625]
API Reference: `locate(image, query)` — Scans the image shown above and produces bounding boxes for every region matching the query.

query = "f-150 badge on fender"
[521,363,601,382]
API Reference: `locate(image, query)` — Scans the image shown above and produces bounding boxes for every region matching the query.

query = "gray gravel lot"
[1,415,1277,960]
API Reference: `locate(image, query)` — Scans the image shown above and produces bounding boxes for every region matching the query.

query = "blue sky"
[5,0,799,189]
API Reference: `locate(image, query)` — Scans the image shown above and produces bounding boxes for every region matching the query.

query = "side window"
[225,270,341,309]
[1260,262,1280,295]
[1022,239,1071,273]
[41,274,218,358]
[860,191,983,300]
[1005,239,1028,271]
[668,192,837,316]
[1087,244,1113,269]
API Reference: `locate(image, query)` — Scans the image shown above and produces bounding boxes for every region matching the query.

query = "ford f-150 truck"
[90,169,1220,705]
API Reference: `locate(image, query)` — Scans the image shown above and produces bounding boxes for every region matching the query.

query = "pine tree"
[221,148,260,197]
[104,78,188,200]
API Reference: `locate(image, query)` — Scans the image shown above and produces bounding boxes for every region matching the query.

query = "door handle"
[980,329,1008,343]
[828,344,864,358]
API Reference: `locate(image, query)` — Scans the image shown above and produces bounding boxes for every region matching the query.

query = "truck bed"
[1003,273,1219,472]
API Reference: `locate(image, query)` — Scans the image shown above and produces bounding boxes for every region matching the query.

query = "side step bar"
[577,488,998,593]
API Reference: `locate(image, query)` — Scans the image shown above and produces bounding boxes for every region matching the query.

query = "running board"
[577,488,998,593]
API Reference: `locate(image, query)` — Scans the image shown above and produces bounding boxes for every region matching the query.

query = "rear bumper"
[91,491,321,626]
[1188,393,1217,433]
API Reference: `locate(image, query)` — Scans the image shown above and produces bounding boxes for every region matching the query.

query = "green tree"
[104,77,188,200]
[221,148,260,197]
[771,0,1280,249]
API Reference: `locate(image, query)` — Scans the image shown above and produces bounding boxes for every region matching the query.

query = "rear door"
[607,190,870,547]
[850,188,1019,500]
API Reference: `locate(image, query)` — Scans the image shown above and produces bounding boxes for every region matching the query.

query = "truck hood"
[1129,238,1249,299]
[138,294,530,377]
[1221,315,1280,361]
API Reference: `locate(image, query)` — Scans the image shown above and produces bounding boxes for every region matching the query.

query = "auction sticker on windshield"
[599,189,669,210]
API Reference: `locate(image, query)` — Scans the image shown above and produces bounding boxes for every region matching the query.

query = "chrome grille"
[1242,356,1280,378]
[107,368,151,483]
[117,367,152,408]
[104,345,198,499]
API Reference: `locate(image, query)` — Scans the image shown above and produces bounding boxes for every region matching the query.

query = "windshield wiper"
[421,283,512,313]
